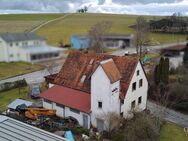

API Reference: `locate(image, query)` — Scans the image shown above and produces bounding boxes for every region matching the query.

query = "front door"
[83,114,88,129]
[97,119,104,132]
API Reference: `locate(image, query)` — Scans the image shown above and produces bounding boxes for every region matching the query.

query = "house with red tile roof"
[40,51,148,131]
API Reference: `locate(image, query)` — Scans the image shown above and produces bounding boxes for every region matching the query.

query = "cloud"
[0,0,187,16]
[82,0,188,15]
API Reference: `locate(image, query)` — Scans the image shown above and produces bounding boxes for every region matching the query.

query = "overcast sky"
[0,0,187,16]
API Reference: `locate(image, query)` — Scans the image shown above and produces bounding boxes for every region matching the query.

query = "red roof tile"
[52,51,138,95]
[100,59,121,83]
[40,85,91,113]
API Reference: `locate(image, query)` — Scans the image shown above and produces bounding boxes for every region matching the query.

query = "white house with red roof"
[40,51,148,131]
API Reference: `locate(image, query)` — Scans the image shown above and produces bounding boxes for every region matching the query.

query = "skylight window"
[89,59,94,65]
[80,75,86,83]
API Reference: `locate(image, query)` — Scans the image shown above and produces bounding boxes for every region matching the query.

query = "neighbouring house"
[71,33,134,49]
[161,44,187,68]
[0,32,64,62]
[40,51,148,131]
[0,115,68,141]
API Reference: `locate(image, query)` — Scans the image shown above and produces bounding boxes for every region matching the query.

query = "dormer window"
[80,75,86,83]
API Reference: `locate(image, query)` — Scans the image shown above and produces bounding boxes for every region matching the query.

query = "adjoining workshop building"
[71,33,134,49]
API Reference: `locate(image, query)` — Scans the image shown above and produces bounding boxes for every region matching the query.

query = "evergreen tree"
[154,57,169,85]
[164,58,169,83]
[183,44,188,65]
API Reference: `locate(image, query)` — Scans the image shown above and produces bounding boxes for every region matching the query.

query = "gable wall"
[121,61,148,117]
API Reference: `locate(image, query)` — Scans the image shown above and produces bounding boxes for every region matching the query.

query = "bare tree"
[88,21,112,53]
[135,16,150,58]
[104,112,122,137]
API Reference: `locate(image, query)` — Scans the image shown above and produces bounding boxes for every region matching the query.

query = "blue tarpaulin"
[65,131,75,141]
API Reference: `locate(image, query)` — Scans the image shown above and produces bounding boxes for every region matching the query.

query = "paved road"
[0,66,61,85]
[147,101,188,127]
[112,42,187,56]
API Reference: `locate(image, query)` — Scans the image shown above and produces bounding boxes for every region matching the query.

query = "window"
[70,108,80,114]
[44,99,51,104]
[132,82,136,91]
[138,96,142,104]
[120,112,123,117]
[9,43,13,47]
[9,54,13,57]
[98,101,102,109]
[16,42,19,46]
[56,103,65,108]
[139,79,143,87]
[131,100,136,109]
[137,70,139,76]
[121,99,124,104]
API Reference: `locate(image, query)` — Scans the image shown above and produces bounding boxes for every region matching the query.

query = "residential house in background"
[40,51,148,131]
[71,33,134,49]
[0,32,64,62]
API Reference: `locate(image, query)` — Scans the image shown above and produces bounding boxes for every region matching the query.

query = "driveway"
[147,101,188,127]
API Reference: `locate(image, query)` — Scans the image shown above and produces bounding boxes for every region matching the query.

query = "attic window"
[80,75,86,83]
[89,59,94,65]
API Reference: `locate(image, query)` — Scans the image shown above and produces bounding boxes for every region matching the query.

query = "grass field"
[0,13,186,46]
[0,62,43,80]
[0,13,64,32]
[0,87,29,112]
[160,123,188,141]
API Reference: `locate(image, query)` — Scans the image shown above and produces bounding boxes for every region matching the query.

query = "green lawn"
[160,123,188,141]
[0,87,30,112]
[0,62,43,80]
[0,13,186,46]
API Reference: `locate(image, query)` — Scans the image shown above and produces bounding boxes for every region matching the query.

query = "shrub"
[0,79,27,92]
[172,102,188,112]
[72,126,89,136]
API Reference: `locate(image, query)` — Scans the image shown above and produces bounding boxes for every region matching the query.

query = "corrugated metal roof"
[0,32,45,42]
[0,115,68,141]
[7,99,32,110]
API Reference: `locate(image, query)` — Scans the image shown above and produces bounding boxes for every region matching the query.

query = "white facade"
[90,61,148,130]
[0,36,63,62]
[121,62,148,117]
[91,65,120,130]
[42,99,90,129]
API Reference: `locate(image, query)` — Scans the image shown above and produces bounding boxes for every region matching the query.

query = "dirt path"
[30,13,73,32]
